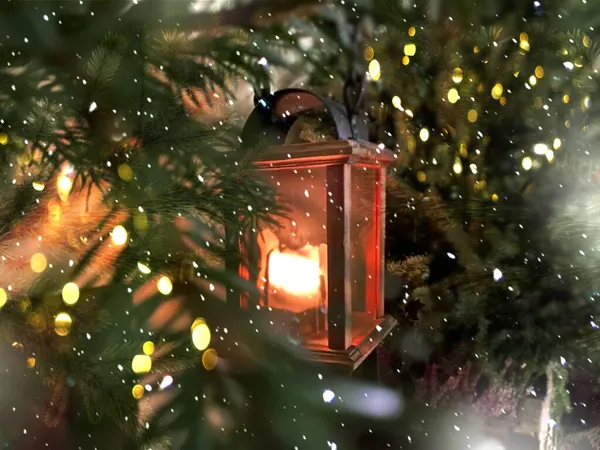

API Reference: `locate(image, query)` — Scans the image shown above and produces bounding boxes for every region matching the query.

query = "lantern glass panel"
[349,166,381,341]
[253,167,329,344]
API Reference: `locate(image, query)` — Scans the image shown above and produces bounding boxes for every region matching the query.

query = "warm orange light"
[268,246,321,296]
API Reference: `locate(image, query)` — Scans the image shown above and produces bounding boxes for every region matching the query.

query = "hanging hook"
[343,16,372,139]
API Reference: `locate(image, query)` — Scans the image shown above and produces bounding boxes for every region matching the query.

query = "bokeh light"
[61,282,80,305]
[30,253,47,273]
[132,354,152,374]
[111,225,128,246]
[191,318,211,351]
[157,276,173,295]
[202,348,218,370]
[54,312,72,336]
[132,384,145,399]
[142,341,155,356]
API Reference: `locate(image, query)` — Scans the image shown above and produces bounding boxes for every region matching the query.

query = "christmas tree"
[0,1,407,449]
[275,0,600,447]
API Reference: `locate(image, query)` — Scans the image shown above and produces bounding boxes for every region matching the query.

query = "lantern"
[231,89,397,375]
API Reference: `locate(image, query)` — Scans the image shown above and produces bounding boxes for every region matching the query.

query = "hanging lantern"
[231,89,399,374]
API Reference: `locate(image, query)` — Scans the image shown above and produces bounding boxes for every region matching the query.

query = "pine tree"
[0,1,407,449]
[281,0,600,446]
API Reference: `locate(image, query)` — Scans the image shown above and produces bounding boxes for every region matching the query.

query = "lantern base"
[303,315,397,373]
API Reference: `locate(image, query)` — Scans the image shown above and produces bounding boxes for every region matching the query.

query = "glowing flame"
[268,246,321,296]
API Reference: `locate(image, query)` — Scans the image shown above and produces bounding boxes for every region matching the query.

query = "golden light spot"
[534,97,543,109]
[404,43,416,56]
[142,341,155,356]
[528,75,537,86]
[553,138,561,150]
[459,142,468,157]
[0,288,6,308]
[453,158,463,174]
[546,149,555,162]
[364,46,374,61]
[417,171,427,182]
[583,35,591,47]
[57,175,72,202]
[117,164,133,182]
[111,225,128,246]
[522,156,533,171]
[392,96,402,109]
[473,46,479,53]
[419,128,430,142]
[133,211,148,232]
[137,262,151,274]
[157,276,173,295]
[32,181,45,192]
[402,56,410,65]
[491,83,503,100]
[408,26,416,36]
[452,68,463,84]
[26,357,36,368]
[61,282,80,306]
[132,354,152,374]
[447,88,460,104]
[562,94,570,103]
[132,384,145,399]
[519,32,530,51]
[202,349,219,371]
[54,312,72,336]
[534,66,544,78]
[30,253,47,273]
[192,320,211,351]
[500,97,507,106]
[513,71,520,78]
[467,110,478,122]
[368,59,381,81]
[0,133,8,145]
[491,193,499,202]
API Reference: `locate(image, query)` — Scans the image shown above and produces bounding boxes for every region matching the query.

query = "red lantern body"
[238,139,397,373]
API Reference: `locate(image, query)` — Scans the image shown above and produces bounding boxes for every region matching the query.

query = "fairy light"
[368,59,381,81]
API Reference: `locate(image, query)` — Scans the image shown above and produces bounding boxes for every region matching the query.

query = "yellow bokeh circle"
[142,341,155,356]
[157,276,173,295]
[111,225,128,246]
[132,384,145,399]
[62,282,80,305]
[54,312,72,336]
[202,348,218,370]
[30,253,47,273]
[132,354,152,374]
[191,319,211,351]
[117,164,133,182]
